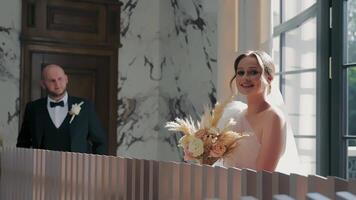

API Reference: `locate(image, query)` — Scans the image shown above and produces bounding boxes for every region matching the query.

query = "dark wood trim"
[72,0,123,5]
[108,48,119,155]
[21,0,121,47]
[19,36,121,49]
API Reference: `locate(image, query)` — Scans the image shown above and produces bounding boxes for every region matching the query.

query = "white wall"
[118,0,218,161]
[0,0,21,147]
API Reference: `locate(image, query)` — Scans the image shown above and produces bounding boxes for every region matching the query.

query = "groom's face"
[41,65,68,99]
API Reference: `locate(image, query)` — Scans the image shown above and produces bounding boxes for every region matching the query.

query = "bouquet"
[165,96,247,165]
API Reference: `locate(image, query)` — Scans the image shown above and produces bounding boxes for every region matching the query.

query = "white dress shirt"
[47,92,68,128]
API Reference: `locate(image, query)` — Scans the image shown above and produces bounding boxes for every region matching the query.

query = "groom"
[16,64,107,154]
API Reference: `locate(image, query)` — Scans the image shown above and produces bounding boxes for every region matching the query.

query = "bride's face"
[235,56,268,96]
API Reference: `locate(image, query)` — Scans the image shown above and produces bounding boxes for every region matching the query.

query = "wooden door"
[20,0,121,155]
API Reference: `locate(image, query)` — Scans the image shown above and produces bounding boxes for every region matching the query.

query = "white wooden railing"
[0,147,356,200]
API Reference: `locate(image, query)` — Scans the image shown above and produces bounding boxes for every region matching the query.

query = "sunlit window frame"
[272,1,329,176]
[330,0,356,179]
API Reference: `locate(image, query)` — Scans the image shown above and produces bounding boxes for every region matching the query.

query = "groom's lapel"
[36,98,48,145]
[68,96,73,113]
[67,96,75,138]
[67,96,81,136]
[38,98,48,121]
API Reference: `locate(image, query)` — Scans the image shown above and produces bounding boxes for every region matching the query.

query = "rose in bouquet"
[165,97,247,165]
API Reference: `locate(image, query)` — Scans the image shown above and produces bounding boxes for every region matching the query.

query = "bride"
[216,50,303,175]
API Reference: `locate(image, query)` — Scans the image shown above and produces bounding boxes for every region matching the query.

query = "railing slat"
[216,166,228,200]
[124,159,133,200]
[181,163,192,200]
[326,176,349,199]
[108,156,118,200]
[76,153,84,200]
[241,168,258,197]
[203,164,216,199]
[308,175,332,198]
[306,192,331,200]
[348,180,356,195]
[150,160,159,200]
[102,155,110,199]
[336,191,356,200]
[241,196,259,200]
[290,173,308,200]
[272,172,290,196]
[227,167,242,200]
[273,194,295,200]
[27,148,34,200]
[140,159,150,200]
[158,161,172,200]
[83,153,90,200]
[258,170,273,200]
[131,158,139,200]
[193,163,203,200]
[171,161,181,200]
[4,147,9,200]
[1,148,356,199]
[117,156,127,199]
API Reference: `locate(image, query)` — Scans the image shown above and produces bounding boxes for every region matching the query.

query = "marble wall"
[0,0,21,147]
[0,0,218,161]
[117,0,218,161]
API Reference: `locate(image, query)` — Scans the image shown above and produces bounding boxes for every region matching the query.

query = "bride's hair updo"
[230,50,276,91]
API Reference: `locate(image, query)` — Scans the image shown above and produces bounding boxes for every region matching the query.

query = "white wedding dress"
[215,101,304,175]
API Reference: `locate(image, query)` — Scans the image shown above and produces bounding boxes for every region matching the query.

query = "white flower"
[188,137,204,157]
[69,101,84,124]
[178,135,194,148]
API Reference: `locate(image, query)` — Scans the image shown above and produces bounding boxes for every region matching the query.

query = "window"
[346,0,356,180]
[331,0,356,179]
[272,0,317,174]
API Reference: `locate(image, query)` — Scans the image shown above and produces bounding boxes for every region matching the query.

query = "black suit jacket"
[16,96,108,155]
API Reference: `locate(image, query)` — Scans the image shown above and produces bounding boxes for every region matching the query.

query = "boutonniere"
[69,101,84,124]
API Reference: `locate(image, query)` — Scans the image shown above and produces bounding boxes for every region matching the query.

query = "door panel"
[66,70,96,102]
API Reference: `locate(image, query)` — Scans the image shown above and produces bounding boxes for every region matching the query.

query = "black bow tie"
[50,101,64,107]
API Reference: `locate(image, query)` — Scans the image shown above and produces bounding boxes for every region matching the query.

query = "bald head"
[41,64,68,100]
[42,64,66,80]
